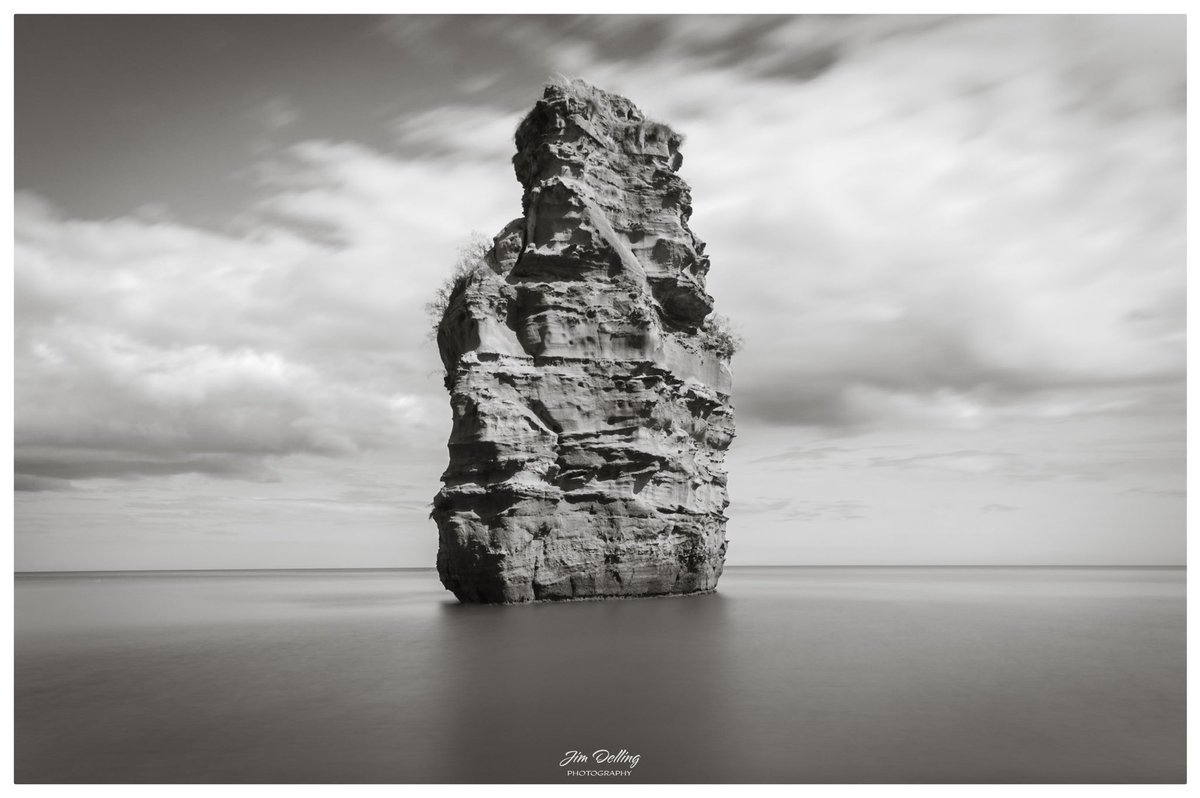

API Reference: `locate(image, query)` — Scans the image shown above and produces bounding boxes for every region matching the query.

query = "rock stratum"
[433,79,735,603]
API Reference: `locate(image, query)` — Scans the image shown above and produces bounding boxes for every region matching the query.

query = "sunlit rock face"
[433,78,734,603]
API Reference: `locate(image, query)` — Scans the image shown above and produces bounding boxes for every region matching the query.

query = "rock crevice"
[433,79,734,603]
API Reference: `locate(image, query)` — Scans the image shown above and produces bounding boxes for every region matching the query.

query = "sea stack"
[432,78,735,603]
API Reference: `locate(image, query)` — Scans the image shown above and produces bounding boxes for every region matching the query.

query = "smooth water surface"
[15,567,1185,783]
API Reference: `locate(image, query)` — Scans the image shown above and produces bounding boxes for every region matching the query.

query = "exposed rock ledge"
[432,78,735,603]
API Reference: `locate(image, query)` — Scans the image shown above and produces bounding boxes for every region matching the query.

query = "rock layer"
[433,79,734,603]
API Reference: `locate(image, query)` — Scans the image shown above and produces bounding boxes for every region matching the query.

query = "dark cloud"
[16,15,417,221]
[16,454,276,485]
[755,46,841,82]
[14,475,73,493]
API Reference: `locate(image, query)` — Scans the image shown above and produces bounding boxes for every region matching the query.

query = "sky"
[14,14,1186,570]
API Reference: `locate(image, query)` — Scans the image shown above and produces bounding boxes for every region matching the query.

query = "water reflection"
[14,568,1185,783]
[432,592,732,782]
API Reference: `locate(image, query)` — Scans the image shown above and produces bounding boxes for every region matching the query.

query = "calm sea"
[14,567,1185,783]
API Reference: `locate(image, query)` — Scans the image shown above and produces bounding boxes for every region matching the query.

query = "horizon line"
[12,564,1187,576]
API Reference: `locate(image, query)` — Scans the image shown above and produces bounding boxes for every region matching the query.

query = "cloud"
[730,496,794,515]
[369,12,1182,433]
[750,445,852,465]
[248,96,300,132]
[16,451,277,483]
[781,500,868,522]
[532,15,1185,432]
[15,132,520,490]
[391,106,523,160]
[14,475,73,493]
[21,17,1182,457]
[1124,487,1186,499]
[14,15,1185,570]
[861,440,1176,485]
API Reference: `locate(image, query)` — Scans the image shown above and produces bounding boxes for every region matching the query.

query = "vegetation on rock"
[701,312,743,359]
[425,231,491,336]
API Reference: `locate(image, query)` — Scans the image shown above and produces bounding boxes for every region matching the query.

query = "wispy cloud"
[247,96,300,132]
[749,446,852,465]
[539,15,1186,433]
[391,106,523,159]
[781,500,868,522]
[14,15,1185,568]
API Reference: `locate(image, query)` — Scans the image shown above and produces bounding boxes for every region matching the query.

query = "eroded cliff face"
[433,79,734,603]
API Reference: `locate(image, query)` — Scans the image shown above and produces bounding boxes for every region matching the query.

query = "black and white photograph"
[11,10,1189,785]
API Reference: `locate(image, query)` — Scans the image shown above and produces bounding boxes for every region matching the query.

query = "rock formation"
[432,78,735,603]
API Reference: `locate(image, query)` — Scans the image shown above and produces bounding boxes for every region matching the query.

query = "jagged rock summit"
[433,78,735,603]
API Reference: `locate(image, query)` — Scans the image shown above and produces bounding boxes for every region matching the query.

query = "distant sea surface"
[15,567,1185,783]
